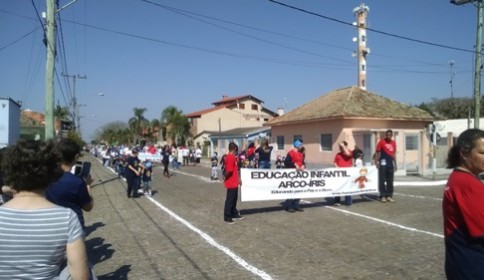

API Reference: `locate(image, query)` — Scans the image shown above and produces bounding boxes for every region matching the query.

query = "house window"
[276,136,284,150]
[320,134,332,151]
[405,134,418,150]
[251,104,258,111]
[239,103,245,110]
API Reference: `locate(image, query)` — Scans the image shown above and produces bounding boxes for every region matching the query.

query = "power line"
[0,27,39,51]
[141,0,460,70]
[267,0,476,54]
[141,0,354,65]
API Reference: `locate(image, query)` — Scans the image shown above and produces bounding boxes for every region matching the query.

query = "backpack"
[284,152,295,168]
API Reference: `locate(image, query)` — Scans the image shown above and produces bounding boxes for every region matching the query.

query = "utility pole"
[45,0,56,140]
[449,60,455,98]
[474,0,483,128]
[451,0,483,128]
[62,74,87,135]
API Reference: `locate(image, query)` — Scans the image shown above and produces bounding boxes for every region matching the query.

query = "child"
[210,152,219,180]
[355,153,363,168]
[275,155,284,169]
[219,154,227,181]
[142,160,153,196]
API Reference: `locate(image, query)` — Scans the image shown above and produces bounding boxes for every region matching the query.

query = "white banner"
[240,166,378,202]
[138,152,162,163]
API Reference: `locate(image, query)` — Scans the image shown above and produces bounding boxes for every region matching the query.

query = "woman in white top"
[0,140,90,280]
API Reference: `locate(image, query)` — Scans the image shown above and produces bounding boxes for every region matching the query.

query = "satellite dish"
[352,37,357,42]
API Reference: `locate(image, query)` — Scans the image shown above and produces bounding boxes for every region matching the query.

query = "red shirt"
[443,169,484,278]
[334,151,353,167]
[288,149,304,168]
[376,138,396,158]
[224,153,239,189]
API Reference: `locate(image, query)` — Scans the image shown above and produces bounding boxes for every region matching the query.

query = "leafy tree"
[161,106,191,145]
[94,121,131,145]
[128,108,148,144]
[54,105,70,120]
[417,97,483,119]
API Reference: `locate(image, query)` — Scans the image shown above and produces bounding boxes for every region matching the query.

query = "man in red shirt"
[375,129,397,202]
[333,141,353,206]
[223,142,244,224]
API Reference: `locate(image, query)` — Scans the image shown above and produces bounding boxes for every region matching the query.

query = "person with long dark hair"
[443,128,484,279]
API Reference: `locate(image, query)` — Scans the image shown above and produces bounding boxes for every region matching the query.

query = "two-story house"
[186,95,278,155]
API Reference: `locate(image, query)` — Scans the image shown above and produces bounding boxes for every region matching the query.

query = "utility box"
[0,97,21,148]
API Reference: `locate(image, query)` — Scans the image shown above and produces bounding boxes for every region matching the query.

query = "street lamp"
[451,0,483,128]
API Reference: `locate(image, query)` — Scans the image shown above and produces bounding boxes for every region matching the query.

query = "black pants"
[378,166,394,198]
[224,188,239,220]
[126,175,139,197]
[163,162,169,176]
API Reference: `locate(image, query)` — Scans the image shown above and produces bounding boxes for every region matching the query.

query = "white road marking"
[147,197,274,280]
[325,206,444,238]
[394,180,446,187]
[300,199,444,239]
[102,160,273,279]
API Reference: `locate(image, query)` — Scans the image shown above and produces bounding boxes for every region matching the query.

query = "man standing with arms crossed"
[375,129,397,203]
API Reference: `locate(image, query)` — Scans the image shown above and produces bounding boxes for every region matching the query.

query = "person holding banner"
[223,142,244,224]
[284,139,305,213]
[255,138,273,170]
[375,129,397,203]
[333,141,353,206]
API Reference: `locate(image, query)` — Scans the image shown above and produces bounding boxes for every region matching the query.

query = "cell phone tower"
[352,3,370,90]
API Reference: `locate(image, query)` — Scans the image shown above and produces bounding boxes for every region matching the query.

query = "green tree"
[94,121,131,145]
[161,106,191,145]
[128,108,148,144]
[54,104,70,120]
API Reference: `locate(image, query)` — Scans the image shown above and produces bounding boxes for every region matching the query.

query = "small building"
[0,97,21,147]
[266,86,435,175]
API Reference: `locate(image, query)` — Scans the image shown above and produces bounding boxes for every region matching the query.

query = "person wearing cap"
[284,139,306,213]
[126,148,141,198]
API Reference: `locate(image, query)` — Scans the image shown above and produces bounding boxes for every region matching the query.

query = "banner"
[240,166,378,202]
[138,152,162,163]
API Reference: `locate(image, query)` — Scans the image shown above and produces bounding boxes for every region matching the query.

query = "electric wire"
[268,0,476,54]
[141,0,354,65]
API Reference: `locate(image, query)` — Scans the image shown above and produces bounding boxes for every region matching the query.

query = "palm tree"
[149,119,161,142]
[128,107,148,144]
[54,105,70,120]
[161,106,191,145]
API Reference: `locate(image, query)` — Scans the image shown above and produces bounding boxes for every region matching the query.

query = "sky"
[0,0,479,140]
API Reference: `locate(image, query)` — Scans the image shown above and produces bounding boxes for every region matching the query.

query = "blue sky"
[0,0,478,140]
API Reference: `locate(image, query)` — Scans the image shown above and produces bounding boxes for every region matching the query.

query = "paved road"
[85,156,446,280]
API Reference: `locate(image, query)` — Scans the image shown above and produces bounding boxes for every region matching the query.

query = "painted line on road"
[300,199,444,239]
[394,180,446,187]
[101,161,273,279]
[394,192,443,201]
[146,197,274,280]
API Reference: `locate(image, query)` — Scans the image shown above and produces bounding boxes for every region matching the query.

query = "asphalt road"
[85,156,446,280]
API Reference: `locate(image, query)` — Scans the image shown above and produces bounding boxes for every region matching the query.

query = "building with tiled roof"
[267,86,436,175]
[186,95,278,154]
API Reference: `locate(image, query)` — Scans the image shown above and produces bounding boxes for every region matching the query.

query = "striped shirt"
[0,206,84,279]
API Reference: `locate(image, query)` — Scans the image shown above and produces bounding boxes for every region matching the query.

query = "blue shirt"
[45,172,92,229]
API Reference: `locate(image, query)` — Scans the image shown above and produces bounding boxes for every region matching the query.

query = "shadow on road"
[97,265,131,280]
